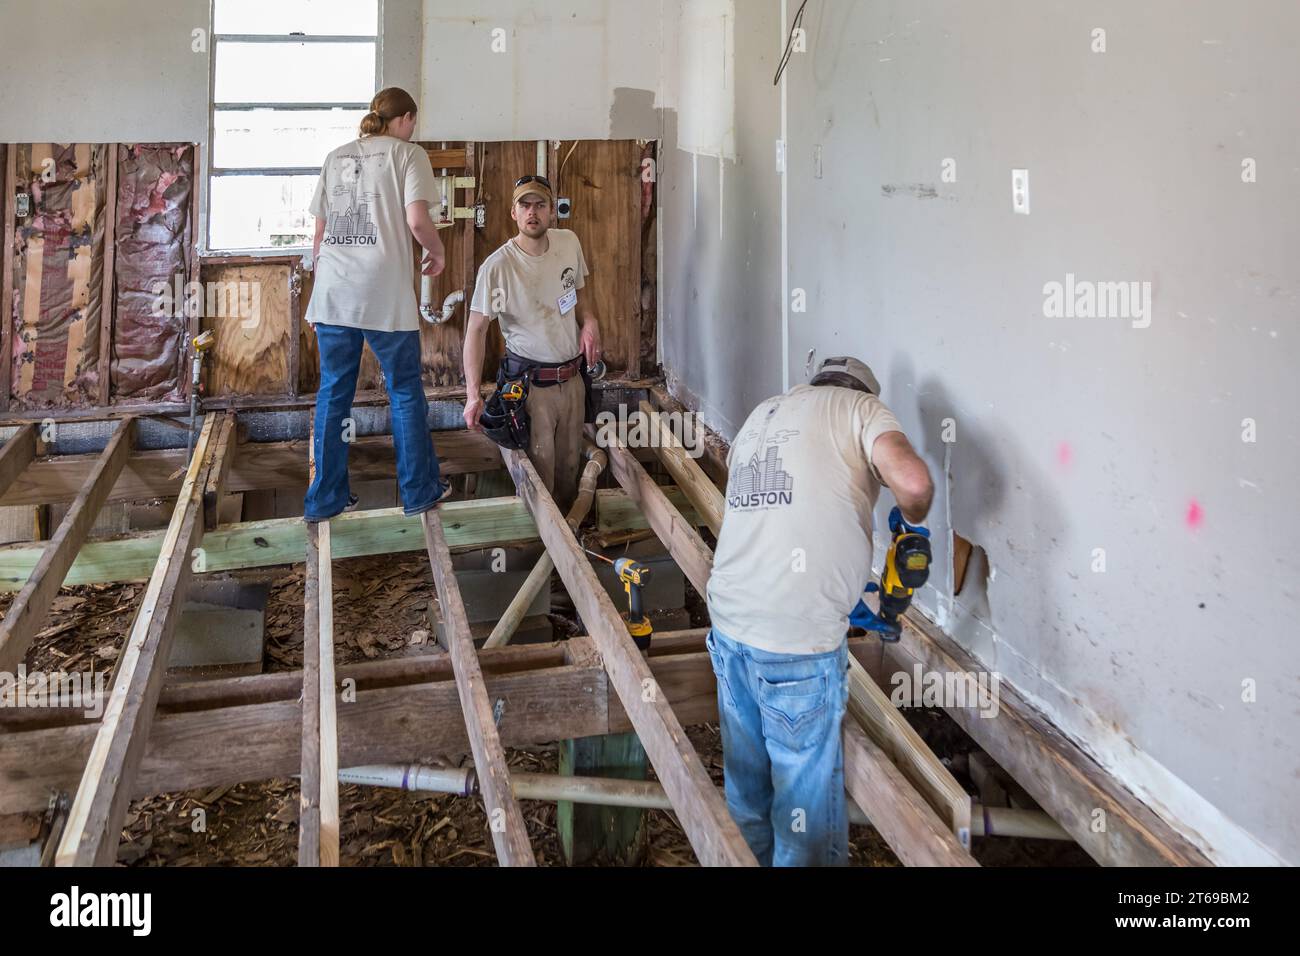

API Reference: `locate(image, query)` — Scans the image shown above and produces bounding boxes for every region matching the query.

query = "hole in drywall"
[952,533,990,601]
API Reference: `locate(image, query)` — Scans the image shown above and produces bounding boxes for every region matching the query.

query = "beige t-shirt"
[306,136,438,333]
[706,385,905,655]
[470,229,589,363]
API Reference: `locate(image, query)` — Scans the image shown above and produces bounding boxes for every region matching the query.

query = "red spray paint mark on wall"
[1186,499,1205,530]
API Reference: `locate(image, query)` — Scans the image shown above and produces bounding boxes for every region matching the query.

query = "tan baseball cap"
[513,176,554,205]
[811,356,881,395]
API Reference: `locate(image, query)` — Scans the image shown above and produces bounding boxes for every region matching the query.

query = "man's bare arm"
[462,309,492,431]
[871,431,935,525]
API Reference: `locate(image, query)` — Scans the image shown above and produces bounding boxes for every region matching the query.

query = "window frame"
[205,5,381,255]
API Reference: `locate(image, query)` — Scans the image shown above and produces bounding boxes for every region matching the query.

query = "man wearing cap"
[463,175,601,512]
[704,357,935,866]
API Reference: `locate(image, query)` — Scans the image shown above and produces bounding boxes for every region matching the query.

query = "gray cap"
[810,356,881,395]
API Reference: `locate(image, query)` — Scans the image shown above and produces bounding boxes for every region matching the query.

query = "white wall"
[417,0,666,141]
[660,0,1300,865]
[0,0,211,142]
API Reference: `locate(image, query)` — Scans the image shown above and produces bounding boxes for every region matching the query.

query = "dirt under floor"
[2,552,1093,867]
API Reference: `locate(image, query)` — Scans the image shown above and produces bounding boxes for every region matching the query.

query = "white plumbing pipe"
[340,764,1072,841]
[420,287,465,325]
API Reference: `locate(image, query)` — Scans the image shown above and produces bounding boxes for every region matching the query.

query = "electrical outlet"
[15,193,31,218]
[1012,169,1030,215]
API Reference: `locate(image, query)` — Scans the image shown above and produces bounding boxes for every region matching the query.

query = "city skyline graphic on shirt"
[729,443,795,498]
[327,196,378,239]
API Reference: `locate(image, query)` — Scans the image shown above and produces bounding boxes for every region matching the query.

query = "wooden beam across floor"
[422,511,536,866]
[0,640,735,818]
[0,417,136,674]
[55,412,232,866]
[0,489,671,590]
[0,423,38,497]
[0,429,504,509]
[499,446,756,867]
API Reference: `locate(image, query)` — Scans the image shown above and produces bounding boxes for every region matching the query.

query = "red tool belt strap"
[530,357,583,385]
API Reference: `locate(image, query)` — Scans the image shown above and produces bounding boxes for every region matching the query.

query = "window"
[207,0,379,252]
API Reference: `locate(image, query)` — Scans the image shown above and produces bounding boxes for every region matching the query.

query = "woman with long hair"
[303,87,449,522]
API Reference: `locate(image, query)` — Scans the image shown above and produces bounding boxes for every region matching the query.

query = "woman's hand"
[422,250,445,277]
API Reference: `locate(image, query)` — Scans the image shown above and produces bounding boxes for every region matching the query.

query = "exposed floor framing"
[0,391,1210,867]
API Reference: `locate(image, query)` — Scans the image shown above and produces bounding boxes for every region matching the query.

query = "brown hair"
[359,87,419,137]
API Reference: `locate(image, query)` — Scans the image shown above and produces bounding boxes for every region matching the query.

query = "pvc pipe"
[420,288,464,325]
[341,764,1072,842]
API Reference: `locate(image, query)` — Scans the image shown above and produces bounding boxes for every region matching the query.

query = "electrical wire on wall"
[774,0,812,86]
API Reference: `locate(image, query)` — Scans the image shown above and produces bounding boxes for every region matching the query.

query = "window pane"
[214,109,364,170]
[209,175,319,251]
[214,0,378,36]
[214,41,376,104]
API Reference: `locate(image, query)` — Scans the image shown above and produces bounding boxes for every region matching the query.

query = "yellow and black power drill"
[615,558,654,651]
[584,551,655,651]
[850,507,933,643]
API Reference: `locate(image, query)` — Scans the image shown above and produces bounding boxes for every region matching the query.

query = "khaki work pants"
[526,376,585,514]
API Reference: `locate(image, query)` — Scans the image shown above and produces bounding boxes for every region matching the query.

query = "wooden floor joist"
[888,610,1213,866]
[603,419,976,862]
[594,425,714,596]
[422,511,536,866]
[0,490,652,590]
[315,521,340,866]
[0,417,136,674]
[0,639,735,817]
[0,423,38,496]
[639,400,724,537]
[54,412,232,866]
[500,447,757,867]
[298,522,324,867]
[842,721,978,867]
[0,429,504,509]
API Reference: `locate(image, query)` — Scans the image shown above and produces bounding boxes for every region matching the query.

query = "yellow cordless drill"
[615,558,654,651]
[851,507,932,642]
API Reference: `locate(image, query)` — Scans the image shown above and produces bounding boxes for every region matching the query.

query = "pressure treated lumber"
[499,446,756,867]
[0,417,136,674]
[55,413,228,866]
[422,510,536,866]
[887,610,1213,866]
[0,429,503,508]
[842,721,979,867]
[638,400,724,536]
[0,489,671,589]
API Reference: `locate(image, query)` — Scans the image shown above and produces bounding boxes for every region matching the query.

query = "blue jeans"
[304,324,444,521]
[705,627,850,867]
